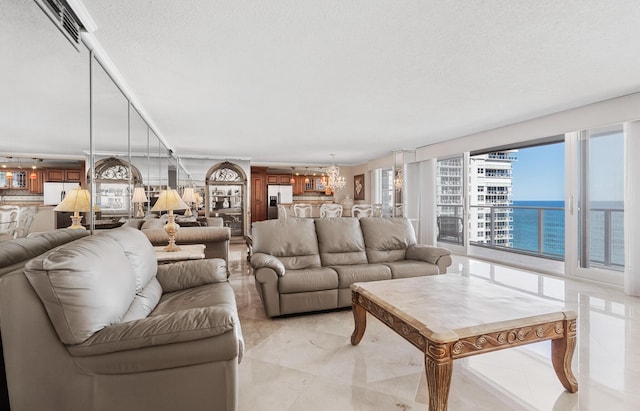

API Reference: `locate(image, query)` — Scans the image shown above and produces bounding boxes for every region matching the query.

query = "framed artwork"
[354,174,365,200]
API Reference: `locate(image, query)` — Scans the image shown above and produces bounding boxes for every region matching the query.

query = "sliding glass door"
[436,154,467,252]
[566,125,625,285]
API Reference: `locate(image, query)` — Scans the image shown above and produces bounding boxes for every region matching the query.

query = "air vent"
[35,0,86,50]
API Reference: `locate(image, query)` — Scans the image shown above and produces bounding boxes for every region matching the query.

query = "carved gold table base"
[351,288,578,411]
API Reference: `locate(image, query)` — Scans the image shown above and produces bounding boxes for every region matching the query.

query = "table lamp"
[150,188,188,251]
[181,187,195,217]
[54,186,91,229]
[193,191,202,211]
[132,186,148,218]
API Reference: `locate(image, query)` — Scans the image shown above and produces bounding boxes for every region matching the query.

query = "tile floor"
[227,245,640,410]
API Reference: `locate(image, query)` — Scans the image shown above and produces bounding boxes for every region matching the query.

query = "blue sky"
[511,134,624,202]
[511,143,565,201]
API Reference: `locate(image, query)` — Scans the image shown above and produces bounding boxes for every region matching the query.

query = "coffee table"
[350,274,578,411]
[154,244,206,263]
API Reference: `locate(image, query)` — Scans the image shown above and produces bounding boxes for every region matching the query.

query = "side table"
[154,244,206,263]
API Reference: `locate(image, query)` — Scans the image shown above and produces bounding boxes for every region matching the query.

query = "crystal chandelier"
[394,169,404,190]
[325,154,346,191]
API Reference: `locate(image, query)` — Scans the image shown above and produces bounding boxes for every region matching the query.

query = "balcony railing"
[437,204,624,270]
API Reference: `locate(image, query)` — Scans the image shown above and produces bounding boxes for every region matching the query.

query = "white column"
[419,159,437,246]
[624,121,640,296]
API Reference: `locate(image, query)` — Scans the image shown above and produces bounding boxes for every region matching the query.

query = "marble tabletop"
[154,244,206,262]
[352,274,575,343]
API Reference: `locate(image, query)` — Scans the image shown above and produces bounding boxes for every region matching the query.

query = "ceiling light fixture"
[325,154,346,192]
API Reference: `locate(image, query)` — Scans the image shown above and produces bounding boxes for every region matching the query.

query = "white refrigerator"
[267,185,293,219]
[43,182,80,205]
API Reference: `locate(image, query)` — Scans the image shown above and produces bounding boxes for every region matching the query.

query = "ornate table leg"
[551,318,578,393]
[425,342,453,411]
[351,293,367,345]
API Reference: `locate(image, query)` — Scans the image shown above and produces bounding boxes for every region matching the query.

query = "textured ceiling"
[4,1,640,168]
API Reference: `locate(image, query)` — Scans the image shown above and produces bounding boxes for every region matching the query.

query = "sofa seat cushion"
[153,282,244,361]
[332,263,391,289]
[153,282,237,316]
[315,217,368,266]
[278,267,338,294]
[359,217,417,263]
[385,260,440,278]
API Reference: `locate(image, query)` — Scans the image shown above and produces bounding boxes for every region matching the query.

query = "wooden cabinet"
[46,169,66,182]
[46,168,83,183]
[279,175,292,185]
[266,174,293,185]
[251,174,266,223]
[65,170,82,182]
[28,170,44,193]
[292,175,305,195]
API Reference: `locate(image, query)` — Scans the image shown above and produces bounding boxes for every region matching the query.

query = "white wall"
[414,93,640,161]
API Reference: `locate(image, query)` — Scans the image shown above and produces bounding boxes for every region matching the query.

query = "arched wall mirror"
[88,157,143,218]
[205,161,247,237]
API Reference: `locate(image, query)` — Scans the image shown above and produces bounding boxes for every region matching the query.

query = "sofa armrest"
[143,226,230,244]
[406,244,452,273]
[68,306,238,357]
[156,258,228,292]
[250,252,285,276]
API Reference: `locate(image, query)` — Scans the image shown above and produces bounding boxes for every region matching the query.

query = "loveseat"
[250,217,452,317]
[128,216,231,261]
[0,227,243,411]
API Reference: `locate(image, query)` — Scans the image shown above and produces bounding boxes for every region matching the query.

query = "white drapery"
[624,121,640,296]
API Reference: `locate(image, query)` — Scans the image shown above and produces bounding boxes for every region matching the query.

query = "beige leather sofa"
[129,216,231,261]
[250,217,452,317]
[0,227,243,411]
[0,229,90,410]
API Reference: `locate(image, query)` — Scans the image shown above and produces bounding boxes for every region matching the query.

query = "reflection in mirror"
[130,107,149,218]
[145,131,166,209]
[90,57,129,226]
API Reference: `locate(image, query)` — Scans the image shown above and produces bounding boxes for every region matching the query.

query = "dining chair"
[15,206,37,238]
[351,204,373,218]
[0,205,20,240]
[277,204,289,219]
[319,203,343,218]
[293,203,313,218]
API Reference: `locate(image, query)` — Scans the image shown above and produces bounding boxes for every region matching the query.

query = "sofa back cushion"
[251,218,321,269]
[98,227,161,321]
[315,218,368,266]
[25,234,137,345]
[0,229,89,276]
[359,217,417,263]
[97,227,157,293]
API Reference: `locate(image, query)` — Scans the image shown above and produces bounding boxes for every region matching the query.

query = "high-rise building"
[436,151,516,247]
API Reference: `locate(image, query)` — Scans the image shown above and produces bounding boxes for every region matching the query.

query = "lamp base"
[67,213,86,230]
[135,203,145,218]
[163,211,181,252]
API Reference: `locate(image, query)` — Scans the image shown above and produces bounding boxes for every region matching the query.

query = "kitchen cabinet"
[266,174,293,185]
[251,173,266,223]
[28,170,44,193]
[292,175,305,195]
[45,168,83,183]
[0,170,27,189]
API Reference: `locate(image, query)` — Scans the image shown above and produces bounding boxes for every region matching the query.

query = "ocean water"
[511,200,624,265]
[512,201,565,257]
